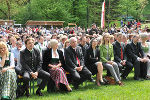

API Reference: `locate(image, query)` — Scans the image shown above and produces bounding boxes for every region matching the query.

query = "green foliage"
[117,0,148,20]
[0,0,149,27]
[13,0,74,25]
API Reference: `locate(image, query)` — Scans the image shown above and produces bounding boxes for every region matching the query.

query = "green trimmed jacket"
[99,44,114,63]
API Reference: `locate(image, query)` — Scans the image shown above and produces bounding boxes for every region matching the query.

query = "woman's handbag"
[104,76,116,85]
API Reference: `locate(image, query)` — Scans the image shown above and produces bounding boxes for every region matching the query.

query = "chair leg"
[30,81,31,94]
[29,79,35,94]
[33,80,34,94]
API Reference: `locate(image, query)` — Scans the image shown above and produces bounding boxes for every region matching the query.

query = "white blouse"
[0,53,15,67]
[52,49,59,59]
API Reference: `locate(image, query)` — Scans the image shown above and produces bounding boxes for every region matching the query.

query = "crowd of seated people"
[0,22,150,99]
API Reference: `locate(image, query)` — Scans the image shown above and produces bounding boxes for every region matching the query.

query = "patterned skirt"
[49,67,69,89]
[0,69,17,100]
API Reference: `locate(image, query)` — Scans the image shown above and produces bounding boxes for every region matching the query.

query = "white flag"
[101,0,105,29]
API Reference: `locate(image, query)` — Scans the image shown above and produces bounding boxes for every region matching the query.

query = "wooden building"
[0,20,14,26]
[25,20,65,27]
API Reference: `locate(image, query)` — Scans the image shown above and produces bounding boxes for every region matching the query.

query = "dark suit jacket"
[42,48,65,72]
[20,48,42,73]
[84,46,100,66]
[89,28,98,35]
[78,44,89,57]
[113,41,127,63]
[126,41,144,62]
[64,46,84,72]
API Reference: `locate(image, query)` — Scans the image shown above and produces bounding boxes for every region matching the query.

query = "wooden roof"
[26,20,65,26]
[68,23,76,26]
[0,20,14,25]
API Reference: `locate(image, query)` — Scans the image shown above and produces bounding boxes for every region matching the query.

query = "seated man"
[64,37,92,89]
[113,33,133,79]
[126,34,148,80]
[20,38,50,97]
[11,40,23,75]
[78,36,89,57]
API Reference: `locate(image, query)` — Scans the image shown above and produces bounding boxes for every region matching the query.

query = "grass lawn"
[17,72,150,100]
[141,23,150,29]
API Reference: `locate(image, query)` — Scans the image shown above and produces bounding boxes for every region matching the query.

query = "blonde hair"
[60,35,68,42]
[110,35,114,40]
[64,39,70,48]
[0,42,9,57]
[50,39,58,48]
[102,33,110,45]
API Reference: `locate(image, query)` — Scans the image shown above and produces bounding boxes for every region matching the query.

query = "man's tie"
[75,49,80,67]
[120,43,123,60]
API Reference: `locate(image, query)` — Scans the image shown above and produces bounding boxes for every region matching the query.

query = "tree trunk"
[6,0,10,20]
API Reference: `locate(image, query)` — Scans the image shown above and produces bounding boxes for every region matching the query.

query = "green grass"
[141,23,150,28]
[17,72,150,100]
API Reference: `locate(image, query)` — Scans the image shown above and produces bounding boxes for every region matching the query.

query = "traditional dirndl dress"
[49,58,69,89]
[0,53,17,100]
[142,43,150,77]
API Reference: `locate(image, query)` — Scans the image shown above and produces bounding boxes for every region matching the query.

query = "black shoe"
[89,77,95,83]
[121,76,127,80]
[99,81,106,85]
[73,83,79,89]
[134,77,144,81]
[68,89,72,92]
[36,90,43,96]
[145,76,150,80]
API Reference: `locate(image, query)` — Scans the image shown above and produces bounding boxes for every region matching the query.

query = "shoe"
[121,76,127,80]
[147,76,150,80]
[89,77,96,83]
[99,81,106,85]
[73,83,79,89]
[118,82,124,86]
[134,77,144,81]
[116,81,124,86]
[68,89,72,92]
[36,90,43,96]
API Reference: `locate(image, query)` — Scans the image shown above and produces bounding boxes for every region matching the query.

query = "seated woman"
[99,33,123,86]
[60,39,70,56]
[42,39,72,92]
[85,38,104,86]
[0,42,17,100]
[140,33,150,79]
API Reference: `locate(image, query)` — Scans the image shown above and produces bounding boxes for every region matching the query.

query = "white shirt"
[52,49,59,59]
[0,53,15,67]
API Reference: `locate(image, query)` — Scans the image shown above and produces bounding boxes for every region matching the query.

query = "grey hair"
[69,37,77,43]
[140,33,148,39]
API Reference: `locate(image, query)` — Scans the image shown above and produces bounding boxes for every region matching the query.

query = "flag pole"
[101,0,105,29]
[108,0,110,29]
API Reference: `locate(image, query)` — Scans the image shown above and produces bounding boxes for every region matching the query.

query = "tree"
[0,0,149,27]
[0,0,30,20]
[117,0,148,20]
